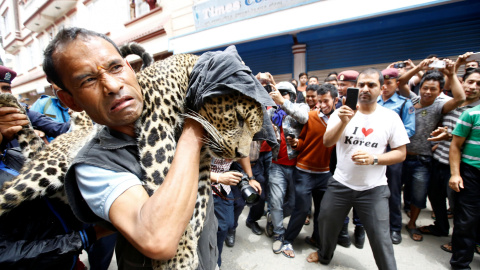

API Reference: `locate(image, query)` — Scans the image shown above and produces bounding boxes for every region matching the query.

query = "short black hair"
[324,76,338,83]
[463,68,480,81]
[309,75,319,81]
[306,84,320,92]
[358,68,384,86]
[426,54,438,59]
[419,70,445,90]
[43,27,121,93]
[317,83,338,99]
[299,72,308,79]
[327,71,338,77]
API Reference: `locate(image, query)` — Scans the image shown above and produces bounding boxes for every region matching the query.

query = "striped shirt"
[433,100,480,164]
[452,104,480,168]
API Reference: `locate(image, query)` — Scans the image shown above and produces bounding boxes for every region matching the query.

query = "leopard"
[0,44,264,269]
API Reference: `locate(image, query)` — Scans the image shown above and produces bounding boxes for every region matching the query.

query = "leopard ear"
[56,90,84,112]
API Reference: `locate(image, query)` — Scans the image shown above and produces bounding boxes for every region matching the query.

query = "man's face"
[53,37,143,130]
[299,75,308,85]
[308,77,318,85]
[305,90,317,108]
[463,72,480,101]
[317,92,337,115]
[381,78,397,99]
[356,73,381,104]
[0,82,12,93]
[466,61,479,69]
[338,80,355,96]
[419,80,441,105]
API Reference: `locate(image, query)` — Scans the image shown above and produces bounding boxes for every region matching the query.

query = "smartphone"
[466,52,480,62]
[264,84,272,93]
[345,87,359,110]
[394,62,406,69]
[429,60,446,69]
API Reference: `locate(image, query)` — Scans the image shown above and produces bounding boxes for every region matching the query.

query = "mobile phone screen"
[345,88,359,110]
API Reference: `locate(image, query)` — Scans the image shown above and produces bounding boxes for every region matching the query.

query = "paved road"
[82,202,480,270]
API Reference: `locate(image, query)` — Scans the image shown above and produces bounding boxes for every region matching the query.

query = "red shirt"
[273,126,296,166]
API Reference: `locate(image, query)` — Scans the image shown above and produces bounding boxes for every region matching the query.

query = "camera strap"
[211,185,239,201]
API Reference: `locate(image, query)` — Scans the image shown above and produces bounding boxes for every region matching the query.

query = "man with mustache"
[307,68,409,269]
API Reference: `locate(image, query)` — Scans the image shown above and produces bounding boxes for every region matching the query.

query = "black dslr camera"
[230,170,260,206]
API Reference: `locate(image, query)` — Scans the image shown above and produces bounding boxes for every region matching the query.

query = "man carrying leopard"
[44,28,215,269]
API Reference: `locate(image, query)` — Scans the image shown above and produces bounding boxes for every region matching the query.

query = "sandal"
[305,215,311,226]
[441,242,452,253]
[281,243,295,258]
[405,225,423,242]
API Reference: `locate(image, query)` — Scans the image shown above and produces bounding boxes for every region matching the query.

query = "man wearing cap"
[335,70,359,109]
[265,81,309,254]
[377,68,415,244]
[0,66,70,149]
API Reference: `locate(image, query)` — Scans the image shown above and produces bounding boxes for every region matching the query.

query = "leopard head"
[190,92,263,160]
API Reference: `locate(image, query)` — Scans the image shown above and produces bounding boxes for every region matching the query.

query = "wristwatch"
[248,175,255,180]
[372,155,379,165]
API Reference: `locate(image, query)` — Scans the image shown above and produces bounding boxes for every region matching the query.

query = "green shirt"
[452,104,480,168]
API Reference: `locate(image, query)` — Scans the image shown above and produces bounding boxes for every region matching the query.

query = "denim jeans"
[213,192,234,267]
[402,155,432,209]
[268,163,295,235]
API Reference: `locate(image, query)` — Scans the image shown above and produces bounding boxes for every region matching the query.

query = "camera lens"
[230,170,260,206]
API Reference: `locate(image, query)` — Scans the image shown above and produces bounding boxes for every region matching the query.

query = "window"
[0,9,11,38]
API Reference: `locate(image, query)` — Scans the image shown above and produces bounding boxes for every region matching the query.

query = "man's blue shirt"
[377,92,415,137]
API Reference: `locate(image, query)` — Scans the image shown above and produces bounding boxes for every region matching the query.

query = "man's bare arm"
[109,119,204,260]
[449,135,466,192]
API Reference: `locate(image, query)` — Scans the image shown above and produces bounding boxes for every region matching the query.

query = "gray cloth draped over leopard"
[186,45,278,149]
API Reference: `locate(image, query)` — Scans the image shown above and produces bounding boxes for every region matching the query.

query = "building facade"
[1,0,479,103]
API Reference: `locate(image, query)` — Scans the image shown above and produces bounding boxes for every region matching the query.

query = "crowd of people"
[0,26,479,270]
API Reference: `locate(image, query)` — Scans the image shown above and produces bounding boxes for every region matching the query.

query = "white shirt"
[327,105,410,191]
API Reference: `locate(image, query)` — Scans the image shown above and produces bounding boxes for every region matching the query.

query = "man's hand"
[286,136,298,147]
[428,126,451,142]
[217,171,243,186]
[439,59,456,77]
[0,107,29,141]
[405,59,416,69]
[248,179,262,195]
[269,86,285,106]
[455,52,474,67]
[351,150,373,165]
[337,105,355,124]
[449,175,464,192]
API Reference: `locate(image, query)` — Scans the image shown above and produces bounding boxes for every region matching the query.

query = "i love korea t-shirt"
[327,105,410,191]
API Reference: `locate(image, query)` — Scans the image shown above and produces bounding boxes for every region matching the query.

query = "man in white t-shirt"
[307,68,410,270]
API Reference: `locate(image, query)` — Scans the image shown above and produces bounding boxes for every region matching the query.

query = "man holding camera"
[209,157,261,267]
[307,68,409,269]
[266,81,309,254]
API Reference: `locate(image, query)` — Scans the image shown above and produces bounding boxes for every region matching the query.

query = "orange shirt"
[295,110,335,172]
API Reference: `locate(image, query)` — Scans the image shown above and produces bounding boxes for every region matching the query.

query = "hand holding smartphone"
[345,87,359,110]
[466,52,480,62]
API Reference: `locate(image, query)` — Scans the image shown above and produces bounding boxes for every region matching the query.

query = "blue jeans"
[268,163,295,235]
[402,155,432,209]
[213,192,234,267]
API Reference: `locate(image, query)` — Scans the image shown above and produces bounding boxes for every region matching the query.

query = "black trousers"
[427,159,450,236]
[317,178,396,270]
[451,162,480,269]
[386,162,403,232]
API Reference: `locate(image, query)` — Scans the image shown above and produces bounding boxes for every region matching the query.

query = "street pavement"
[82,202,480,270]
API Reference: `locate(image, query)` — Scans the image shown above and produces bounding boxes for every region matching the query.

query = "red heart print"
[362,128,373,137]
